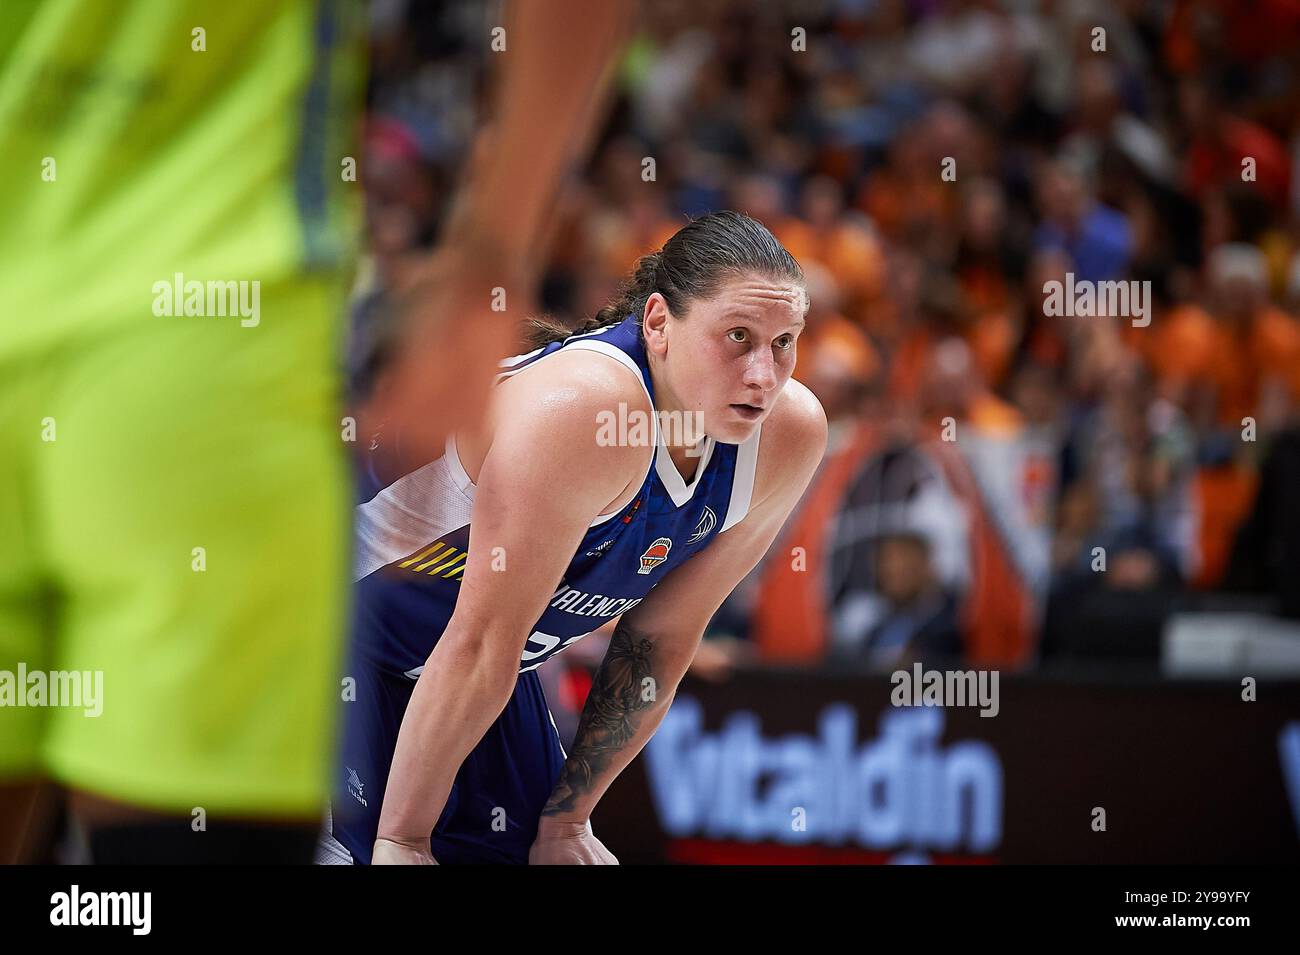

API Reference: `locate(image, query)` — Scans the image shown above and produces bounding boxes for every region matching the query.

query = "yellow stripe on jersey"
[399,542,446,569]
[427,551,467,577]
[395,540,469,580]
[415,546,462,572]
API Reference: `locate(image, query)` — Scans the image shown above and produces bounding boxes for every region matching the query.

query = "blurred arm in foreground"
[364,0,636,468]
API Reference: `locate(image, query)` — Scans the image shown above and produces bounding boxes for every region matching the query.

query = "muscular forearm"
[442,0,633,281]
[540,620,696,824]
[375,630,520,845]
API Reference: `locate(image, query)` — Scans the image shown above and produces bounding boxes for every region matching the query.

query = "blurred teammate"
[318,212,827,864]
[0,0,630,864]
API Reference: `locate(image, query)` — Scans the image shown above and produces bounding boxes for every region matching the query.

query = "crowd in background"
[352,0,1300,679]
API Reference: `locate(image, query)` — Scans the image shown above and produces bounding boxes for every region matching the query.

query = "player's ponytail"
[525,210,802,348]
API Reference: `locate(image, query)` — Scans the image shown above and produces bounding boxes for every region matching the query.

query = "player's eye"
[727,328,748,344]
[775,335,795,350]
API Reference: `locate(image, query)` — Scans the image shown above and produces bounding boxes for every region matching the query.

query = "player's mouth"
[730,402,764,421]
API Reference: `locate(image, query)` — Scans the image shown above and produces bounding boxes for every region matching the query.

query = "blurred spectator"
[1034,157,1134,283]
[1225,426,1300,620]
[830,530,963,670]
[1180,75,1291,209]
[779,175,886,327]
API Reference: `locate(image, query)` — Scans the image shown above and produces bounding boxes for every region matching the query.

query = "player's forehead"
[692,272,807,324]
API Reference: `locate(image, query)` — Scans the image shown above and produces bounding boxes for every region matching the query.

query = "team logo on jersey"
[637,537,673,575]
[687,505,717,544]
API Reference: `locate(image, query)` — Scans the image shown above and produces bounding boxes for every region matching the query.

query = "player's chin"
[711,407,765,443]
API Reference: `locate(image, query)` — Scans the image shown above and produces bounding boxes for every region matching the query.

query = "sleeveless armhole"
[471,338,658,528]
[353,446,476,581]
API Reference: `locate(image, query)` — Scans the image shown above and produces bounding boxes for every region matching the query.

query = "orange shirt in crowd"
[793,312,879,385]
[1192,464,1258,589]
[1139,303,1300,426]
[855,168,956,245]
[591,211,678,278]
[750,421,882,664]
[889,312,1018,400]
[777,218,887,320]
[966,391,1024,437]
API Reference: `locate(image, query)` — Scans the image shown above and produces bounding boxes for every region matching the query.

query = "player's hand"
[528,818,619,865]
[372,836,438,865]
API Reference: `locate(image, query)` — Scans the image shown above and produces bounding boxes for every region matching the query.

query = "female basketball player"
[321,211,827,864]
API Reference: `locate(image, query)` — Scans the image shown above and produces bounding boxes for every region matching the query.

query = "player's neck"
[646,362,707,482]
[665,441,704,484]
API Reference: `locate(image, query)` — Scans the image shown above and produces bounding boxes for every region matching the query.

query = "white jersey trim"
[444,432,474,493]
[558,339,717,509]
[719,423,762,533]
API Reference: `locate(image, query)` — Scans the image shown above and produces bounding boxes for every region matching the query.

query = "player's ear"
[641,292,671,354]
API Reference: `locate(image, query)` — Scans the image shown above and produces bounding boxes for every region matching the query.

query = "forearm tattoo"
[541,622,656,816]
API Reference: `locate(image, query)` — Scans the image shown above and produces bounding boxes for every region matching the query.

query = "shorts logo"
[687,505,717,544]
[637,537,672,575]
[346,767,368,808]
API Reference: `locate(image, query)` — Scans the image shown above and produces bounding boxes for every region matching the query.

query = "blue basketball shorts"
[327,651,567,865]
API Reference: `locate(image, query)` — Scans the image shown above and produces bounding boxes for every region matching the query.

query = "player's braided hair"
[525,210,804,348]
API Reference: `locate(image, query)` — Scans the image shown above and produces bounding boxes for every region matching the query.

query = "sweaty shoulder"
[457,346,652,498]
[750,377,829,508]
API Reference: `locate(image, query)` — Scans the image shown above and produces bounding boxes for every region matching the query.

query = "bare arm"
[374,358,645,855]
[440,0,635,285]
[370,0,634,465]
[536,383,829,839]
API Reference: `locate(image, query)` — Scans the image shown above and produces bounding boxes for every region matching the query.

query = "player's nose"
[741,349,779,391]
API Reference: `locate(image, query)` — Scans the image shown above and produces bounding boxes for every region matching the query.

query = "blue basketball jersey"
[350,313,762,680]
